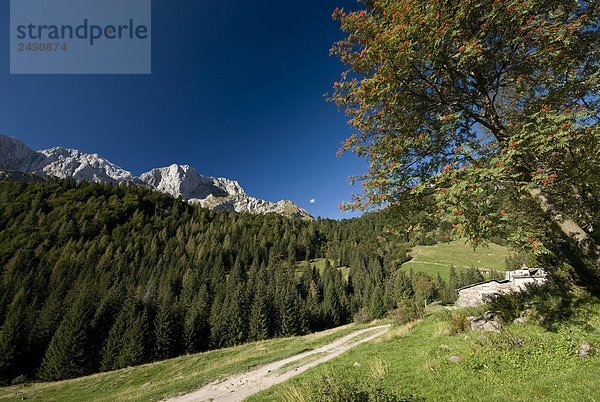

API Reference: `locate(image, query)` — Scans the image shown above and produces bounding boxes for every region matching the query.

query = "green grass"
[401,239,510,280]
[250,299,600,402]
[0,323,376,402]
[297,258,350,281]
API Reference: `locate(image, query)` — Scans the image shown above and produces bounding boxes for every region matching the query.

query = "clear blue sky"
[0,0,367,219]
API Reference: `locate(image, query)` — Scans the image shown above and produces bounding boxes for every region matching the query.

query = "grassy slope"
[0,324,376,402]
[251,301,600,402]
[401,239,510,280]
[303,242,509,282]
[297,258,350,281]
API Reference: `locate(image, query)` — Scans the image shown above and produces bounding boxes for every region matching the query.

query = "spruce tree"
[0,290,32,383]
[38,294,94,381]
[248,279,270,341]
[154,296,177,360]
[183,284,210,354]
[279,280,305,337]
[322,279,341,327]
[100,298,135,371]
[369,287,385,319]
[118,309,149,368]
[394,270,413,303]
[0,178,411,380]
[223,283,247,346]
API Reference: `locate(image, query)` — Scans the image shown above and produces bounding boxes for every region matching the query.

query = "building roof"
[456,268,548,292]
[456,279,510,292]
[507,268,547,278]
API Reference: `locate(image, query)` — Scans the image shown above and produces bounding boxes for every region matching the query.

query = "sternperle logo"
[15,19,149,46]
[10,0,151,74]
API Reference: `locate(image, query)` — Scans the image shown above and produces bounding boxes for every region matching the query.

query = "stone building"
[456,268,547,307]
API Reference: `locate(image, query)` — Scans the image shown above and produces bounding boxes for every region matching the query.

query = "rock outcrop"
[192,195,312,220]
[139,164,244,200]
[467,311,502,333]
[0,135,38,171]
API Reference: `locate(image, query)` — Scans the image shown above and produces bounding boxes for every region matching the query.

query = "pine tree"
[369,287,385,319]
[38,293,95,381]
[248,279,270,341]
[118,309,149,368]
[101,298,136,371]
[183,284,210,354]
[0,289,33,383]
[154,296,177,360]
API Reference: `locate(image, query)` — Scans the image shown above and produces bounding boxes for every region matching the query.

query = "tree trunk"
[529,188,600,268]
[476,92,600,271]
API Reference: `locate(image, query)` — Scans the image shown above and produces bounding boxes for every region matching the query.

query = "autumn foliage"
[331,0,599,258]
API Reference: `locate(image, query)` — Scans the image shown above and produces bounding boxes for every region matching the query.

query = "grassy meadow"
[401,240,510,280]
[250,297,600,402]
[0,323,377,402]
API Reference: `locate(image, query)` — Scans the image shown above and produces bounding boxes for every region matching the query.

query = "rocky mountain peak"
[0,134,37,171]
[138,164,246,200]
[0,136,312,220]
[31,146,134,183]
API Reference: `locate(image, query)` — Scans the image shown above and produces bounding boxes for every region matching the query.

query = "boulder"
[448,355,462,363]
[467,311,502,333]
[579,341,592,358]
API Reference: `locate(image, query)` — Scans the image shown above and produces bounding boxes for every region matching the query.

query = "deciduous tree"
[332,0,599,276]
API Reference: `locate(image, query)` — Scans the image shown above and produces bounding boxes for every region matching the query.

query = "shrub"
[304,370,422,402]
[444,310,470,335]
[353,307,372,324]
[437,306,487,336]
[11,375,29,385]
[388,300,425,325]
[439,309,478,335]
[488,293,525,323]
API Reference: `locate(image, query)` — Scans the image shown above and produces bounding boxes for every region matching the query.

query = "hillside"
[0,323,378,401]
[401,240,509,280]
[4,289,597,401]
[296,259,350,282]
[1,178,453,386]
[0,177,548,391]
[251,293,600,401]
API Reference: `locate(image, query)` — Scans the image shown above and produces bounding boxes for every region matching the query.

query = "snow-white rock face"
[32,147,135,184]
[191,195,312,220]
[139,164,245,200]
[0,135,134,184]
[0,134,313,220]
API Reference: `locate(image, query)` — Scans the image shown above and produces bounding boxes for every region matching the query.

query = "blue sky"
[0,0,367,219]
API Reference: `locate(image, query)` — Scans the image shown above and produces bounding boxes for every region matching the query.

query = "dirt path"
[167,324,391,402]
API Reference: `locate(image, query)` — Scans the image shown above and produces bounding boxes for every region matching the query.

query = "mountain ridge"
[0,134,313,220]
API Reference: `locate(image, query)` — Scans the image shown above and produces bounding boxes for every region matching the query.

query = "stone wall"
[456,281,516,307]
